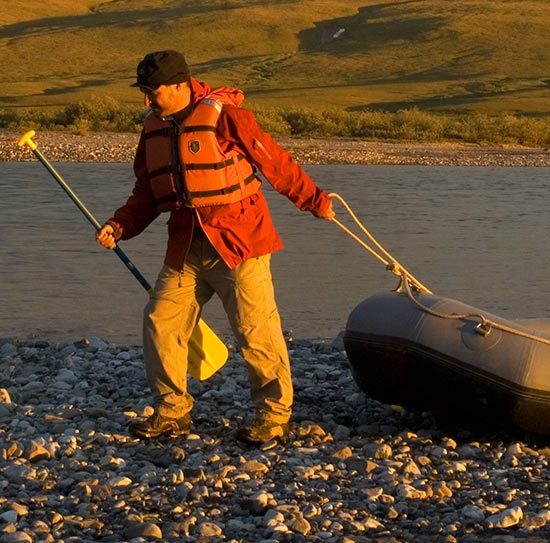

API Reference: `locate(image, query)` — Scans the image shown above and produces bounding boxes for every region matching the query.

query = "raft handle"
[475,322,492,337]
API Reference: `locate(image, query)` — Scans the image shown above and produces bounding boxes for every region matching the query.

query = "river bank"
[1,336,550,543]
[2,130,549,167]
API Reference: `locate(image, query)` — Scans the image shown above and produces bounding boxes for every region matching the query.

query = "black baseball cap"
[131,50,190,89]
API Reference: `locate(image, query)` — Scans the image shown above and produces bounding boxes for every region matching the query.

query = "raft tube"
[343,291,550,436]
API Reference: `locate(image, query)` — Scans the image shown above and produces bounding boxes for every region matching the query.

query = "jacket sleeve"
[217,106,332,217]
[109,131,160,240]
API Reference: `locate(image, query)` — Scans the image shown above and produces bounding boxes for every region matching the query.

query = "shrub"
[253,108,292,136]
[392,108,446,141]
[55,96,143,133]
[1,100,549,145]
[347,110,394,139]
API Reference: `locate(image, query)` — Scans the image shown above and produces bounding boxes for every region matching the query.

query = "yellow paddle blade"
[187,318,229,380]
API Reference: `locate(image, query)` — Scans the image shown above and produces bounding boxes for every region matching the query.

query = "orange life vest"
[143,97,261,211]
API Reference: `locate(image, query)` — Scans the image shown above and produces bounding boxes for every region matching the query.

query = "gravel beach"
[2,130,550,167]
[2,130,550,542]
[2,336,550,543]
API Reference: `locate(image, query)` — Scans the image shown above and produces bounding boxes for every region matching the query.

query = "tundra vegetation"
[2,0,549,145]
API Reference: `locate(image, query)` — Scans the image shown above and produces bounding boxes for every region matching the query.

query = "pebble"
[126,522,163,539]
[0,335,550,542]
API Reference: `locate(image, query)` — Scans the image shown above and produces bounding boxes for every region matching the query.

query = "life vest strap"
[181,125,217,133]
[185,154,245,171]
[148,154,246,178]
[155,193,180,206]
[144,127,173,139]
[148,164,177,179]
[186,173,259,199]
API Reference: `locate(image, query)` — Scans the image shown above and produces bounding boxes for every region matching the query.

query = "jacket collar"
[189,77,245,107]
[163,78,245,123]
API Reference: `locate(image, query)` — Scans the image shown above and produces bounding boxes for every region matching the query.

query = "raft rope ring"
[329,192,550,346]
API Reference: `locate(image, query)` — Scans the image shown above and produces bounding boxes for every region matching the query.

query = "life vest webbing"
[186,155,245,171]
[181,125,217,133]
[143,124,216,138]
[144,127,173,139]
[155,193,180,206]
[148,153,246,179]
[148,164,179,179]
[186,173,259,199]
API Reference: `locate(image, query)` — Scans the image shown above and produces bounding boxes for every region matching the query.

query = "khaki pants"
[142,230,293,424]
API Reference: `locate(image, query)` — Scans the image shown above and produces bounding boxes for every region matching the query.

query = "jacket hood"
[189,77,245,107]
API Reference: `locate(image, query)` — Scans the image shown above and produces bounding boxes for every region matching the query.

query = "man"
[96,50,334,446]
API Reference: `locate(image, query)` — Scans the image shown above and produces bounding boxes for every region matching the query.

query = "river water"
[1,162,549,345]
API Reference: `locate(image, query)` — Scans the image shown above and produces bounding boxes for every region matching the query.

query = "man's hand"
[314,200,335,221]
[96,223,118,249]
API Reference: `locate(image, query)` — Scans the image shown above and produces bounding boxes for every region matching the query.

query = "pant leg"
[143,252,214,418]
[207,252,293,424]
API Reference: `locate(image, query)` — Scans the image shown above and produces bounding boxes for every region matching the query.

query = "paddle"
[17,129,228,380]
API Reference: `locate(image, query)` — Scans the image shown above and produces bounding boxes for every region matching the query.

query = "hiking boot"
[129,412,191,439]
[236,413,289,446]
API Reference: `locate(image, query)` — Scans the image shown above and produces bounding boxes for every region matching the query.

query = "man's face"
[140,83,190,118]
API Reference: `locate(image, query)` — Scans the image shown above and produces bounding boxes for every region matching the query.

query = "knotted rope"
[329,192,550,345]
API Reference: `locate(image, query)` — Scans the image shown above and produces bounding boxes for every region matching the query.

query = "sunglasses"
[139,86,159,94]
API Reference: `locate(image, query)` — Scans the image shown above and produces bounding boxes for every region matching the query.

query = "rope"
[401,276,550,346]
[328,192,550,346]
[328,192,432,294]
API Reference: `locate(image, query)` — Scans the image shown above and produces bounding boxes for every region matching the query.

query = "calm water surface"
[1,162,549,344]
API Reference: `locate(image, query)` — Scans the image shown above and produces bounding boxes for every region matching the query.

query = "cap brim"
[130,82,156,91]
[130,75,188,89]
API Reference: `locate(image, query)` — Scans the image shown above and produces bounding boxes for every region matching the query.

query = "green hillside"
[2,0,550,116]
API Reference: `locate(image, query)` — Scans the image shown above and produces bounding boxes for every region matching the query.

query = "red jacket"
[110,78,332,270]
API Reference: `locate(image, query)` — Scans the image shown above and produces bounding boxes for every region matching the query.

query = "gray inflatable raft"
[343,290,550,436]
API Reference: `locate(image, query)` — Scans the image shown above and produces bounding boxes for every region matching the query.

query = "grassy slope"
[2,0,549,115]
